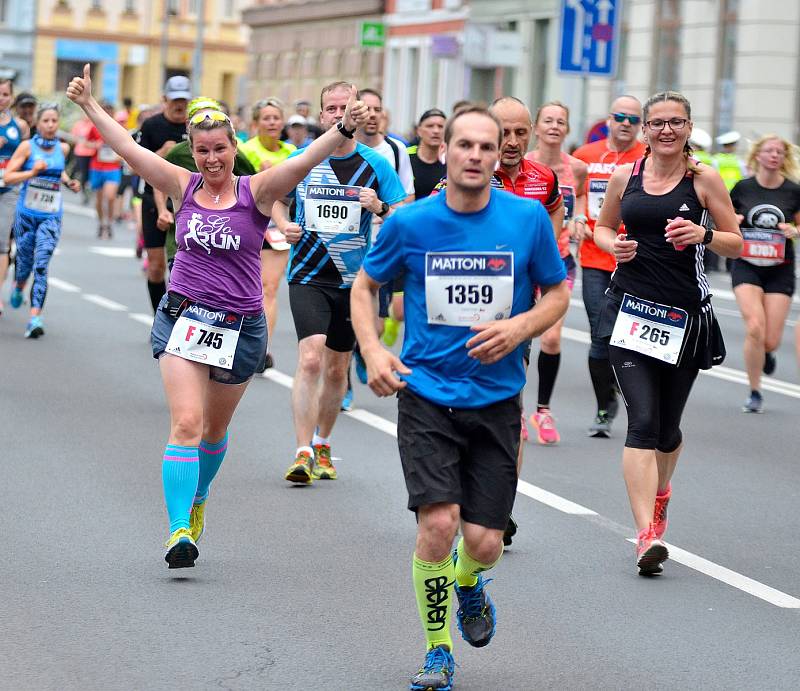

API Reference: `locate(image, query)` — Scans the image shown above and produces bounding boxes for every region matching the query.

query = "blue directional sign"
[558,0,622,77]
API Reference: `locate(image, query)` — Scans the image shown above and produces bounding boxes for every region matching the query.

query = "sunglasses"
[189,111,230,126]
[611,113,641,125]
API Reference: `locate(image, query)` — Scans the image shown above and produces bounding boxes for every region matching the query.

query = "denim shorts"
[151,293,267,385]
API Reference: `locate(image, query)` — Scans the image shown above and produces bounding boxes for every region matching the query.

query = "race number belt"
[304,184,361,234]
[165,300,243,370]
[96,145,118,163]
[0,156,8,188]
[560,185,575,221]
[587,179,608,220]
[740,228,786,267]
[24,177,61,213]
[425,251,514,326]
[610,293,688,364]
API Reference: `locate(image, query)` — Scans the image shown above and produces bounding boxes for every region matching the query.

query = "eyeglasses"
[253,98,284,111]
[189,111,230,126]
[611,113,641,125]
[645,118,689,132]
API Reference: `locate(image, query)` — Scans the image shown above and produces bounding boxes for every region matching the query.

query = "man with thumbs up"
[272,81,406,485]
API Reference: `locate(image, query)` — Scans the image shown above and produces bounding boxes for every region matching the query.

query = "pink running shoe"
[636,523,668,575]
[529,409,560,445]
[520,412,529,442]
[653,484,671,539]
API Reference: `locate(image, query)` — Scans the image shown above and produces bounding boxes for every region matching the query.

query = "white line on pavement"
[517,480,598,515]
[48,277,81,293]
[89,247,136,258]
[63,202,97,218]
[82,294,128,311]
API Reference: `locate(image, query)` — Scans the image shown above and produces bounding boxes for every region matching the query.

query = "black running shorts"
[141,193,166,249]
[731,259,795,296]
[288,282,356,352]
[397,387,521,530]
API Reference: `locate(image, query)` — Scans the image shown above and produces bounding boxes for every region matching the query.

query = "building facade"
[242,0,384,114]
[0,0,37,87]
[32,0,249,108]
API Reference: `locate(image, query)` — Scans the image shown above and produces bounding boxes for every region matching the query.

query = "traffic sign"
[360,21,386,48]
[558,0,622,77]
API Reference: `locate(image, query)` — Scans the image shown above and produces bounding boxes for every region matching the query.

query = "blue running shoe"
[354,350,368,385]
[341,385,354,412]
[452,550,497,648]
[24,316,44,339]
[410,646,454,691]
[10,286,23,309]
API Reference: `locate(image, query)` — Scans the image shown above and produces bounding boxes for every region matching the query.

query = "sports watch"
[702,229,714,245]
[336,120,356,139]
[377,201,391,217]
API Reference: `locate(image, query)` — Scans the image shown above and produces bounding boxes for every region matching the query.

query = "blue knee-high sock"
[162,444,199,533]
[194,432,228,504]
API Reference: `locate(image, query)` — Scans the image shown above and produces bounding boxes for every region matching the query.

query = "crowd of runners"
[0,64,798,690]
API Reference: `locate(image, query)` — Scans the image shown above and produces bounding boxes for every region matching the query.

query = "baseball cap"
[14,92,37,107]
[286,114,307,127]
[418,108,447,125]
[164,75,192,101]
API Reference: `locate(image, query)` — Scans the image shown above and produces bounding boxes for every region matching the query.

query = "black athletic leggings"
[608,345,699,452]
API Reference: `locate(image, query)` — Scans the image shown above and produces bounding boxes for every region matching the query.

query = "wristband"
[573,214,588,224]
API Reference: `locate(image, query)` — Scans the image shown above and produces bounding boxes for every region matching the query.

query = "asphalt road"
[1,203,799,690]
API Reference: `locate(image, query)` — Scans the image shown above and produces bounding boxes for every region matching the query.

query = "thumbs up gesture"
[66,63,94,108]
[342,84,367,132]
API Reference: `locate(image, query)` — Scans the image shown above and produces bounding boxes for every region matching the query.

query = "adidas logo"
[678,203,690,212]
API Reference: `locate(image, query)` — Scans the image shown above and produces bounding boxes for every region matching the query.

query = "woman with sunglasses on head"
[67,64,367,569]
[4,103,80,338]
[593,91,741,575]
[523,101,587,444]
[240,98,298,368]
[729,135,800,413]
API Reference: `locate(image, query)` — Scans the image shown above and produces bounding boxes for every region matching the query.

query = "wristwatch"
[336,120,355,139]
[377,201,390,217]
[702,229,714,245]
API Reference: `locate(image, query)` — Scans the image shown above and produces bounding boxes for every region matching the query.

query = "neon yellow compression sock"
[454,537,500,588]
[412,553,455,651]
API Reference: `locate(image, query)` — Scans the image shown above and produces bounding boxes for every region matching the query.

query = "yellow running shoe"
[312,444,338,480]
[164,528,198,569]
[190,500,206,542]
[285,450,314,484]
[382,316,400,346]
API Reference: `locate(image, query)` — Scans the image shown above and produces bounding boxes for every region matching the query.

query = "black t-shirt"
[730,176,800,264]
[134,113,188,195]
[409,151,446,199]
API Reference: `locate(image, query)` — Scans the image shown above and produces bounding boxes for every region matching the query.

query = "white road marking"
[89,247,136,258]
[129,313,154,326]
[626,539,800,609]
[517,480,597,515]
[62,202,97,218]
[82,294,128,312]
[48,277,81,293]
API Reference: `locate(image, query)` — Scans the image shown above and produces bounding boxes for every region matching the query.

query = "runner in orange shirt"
[573,95,645,438]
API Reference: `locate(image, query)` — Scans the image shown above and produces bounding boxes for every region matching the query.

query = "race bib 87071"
[425,251,514,326]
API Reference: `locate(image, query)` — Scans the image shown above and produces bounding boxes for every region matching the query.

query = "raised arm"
[66,64,189,201]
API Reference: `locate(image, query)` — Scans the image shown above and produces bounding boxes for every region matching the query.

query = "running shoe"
[264,352,274,370]
[503,515,517,547]
[653,484,671,540]
[354,349,368,385]
[763,351,776,376]
[383,316,400,347]
[9,286,23,309]
[285,450,314,485]
[742,391,764,414]
[341,385,354,412]
[189,499,206,542]
[530,408,560,445]
[588,410,611,438]
[164,528,198,569]
[409,646,454,691]
[452,550,497,648]
[24,316,44,339]
[636,523,668,576]
[312,443,338,480]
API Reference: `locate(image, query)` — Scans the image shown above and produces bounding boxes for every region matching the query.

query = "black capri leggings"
[608,346,699,452]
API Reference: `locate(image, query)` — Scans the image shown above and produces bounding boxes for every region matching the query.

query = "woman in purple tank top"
[67,64,368,568]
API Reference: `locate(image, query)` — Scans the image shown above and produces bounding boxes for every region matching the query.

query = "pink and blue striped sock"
[162,444,199,533]
[194,432,229,504]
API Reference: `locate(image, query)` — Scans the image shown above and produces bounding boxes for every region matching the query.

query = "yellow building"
[33,0,249,108]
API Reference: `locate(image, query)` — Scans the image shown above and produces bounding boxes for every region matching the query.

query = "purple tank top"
[170,173,269,315]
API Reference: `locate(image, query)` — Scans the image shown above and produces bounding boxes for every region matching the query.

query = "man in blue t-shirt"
[273,81,406,486]
[351,106,569,690]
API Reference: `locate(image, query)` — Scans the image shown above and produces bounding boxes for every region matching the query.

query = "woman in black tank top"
[592,91,742,576]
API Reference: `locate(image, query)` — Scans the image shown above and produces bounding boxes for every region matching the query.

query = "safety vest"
[713,152,745,191]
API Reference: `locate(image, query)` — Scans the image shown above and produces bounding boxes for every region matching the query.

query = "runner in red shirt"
[87,100,123,238]
[573,95,646,438]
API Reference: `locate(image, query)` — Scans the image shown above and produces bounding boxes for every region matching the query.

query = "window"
[90,0,102,9]
[125,0,135,12]
[0,0,7,23]
[224,0,235,18]
[188,0,199,16]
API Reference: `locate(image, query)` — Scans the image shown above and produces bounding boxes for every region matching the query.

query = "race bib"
[610,293,688,364]
[587,179,608,219]
[97,145,118,163]
[560,185,575,221]
[740,228,786,267]
[304,184,362,234]
[425,252,514,326]
[0,157,8,187]
[24,177,61,213]
[165,302,243,369]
